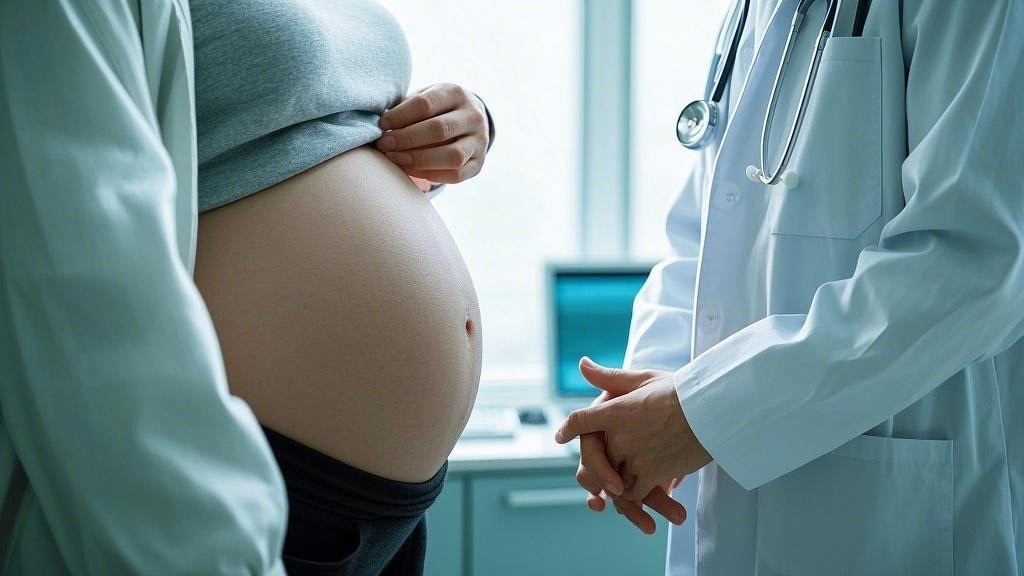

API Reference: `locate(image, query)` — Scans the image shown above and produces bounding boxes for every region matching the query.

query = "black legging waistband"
[261,426,447,521]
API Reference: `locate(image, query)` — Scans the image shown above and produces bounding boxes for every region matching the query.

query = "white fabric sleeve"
[0,1,287,573]
[625,167,703,372]
[676,1,1024,490]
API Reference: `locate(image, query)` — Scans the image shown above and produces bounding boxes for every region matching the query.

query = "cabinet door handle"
[505,488,584,509]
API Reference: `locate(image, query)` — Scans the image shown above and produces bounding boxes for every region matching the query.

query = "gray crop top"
[191,0,412,212]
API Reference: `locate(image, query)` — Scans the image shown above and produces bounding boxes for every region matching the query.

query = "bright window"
[378,1,730,386]
[377,1,581,385]
[629,0,726,259]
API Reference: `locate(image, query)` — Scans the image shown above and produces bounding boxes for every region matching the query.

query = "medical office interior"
[14,0,1022,574]
[370,2,723,575]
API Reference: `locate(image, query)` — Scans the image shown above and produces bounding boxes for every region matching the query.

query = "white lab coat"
[625,0,1024,574]
[0,1,287,573]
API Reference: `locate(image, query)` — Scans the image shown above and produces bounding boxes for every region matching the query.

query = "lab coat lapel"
[693,0,795,359]
[667,3,798,576]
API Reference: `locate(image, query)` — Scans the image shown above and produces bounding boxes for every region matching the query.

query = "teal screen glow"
[554,271,649,396]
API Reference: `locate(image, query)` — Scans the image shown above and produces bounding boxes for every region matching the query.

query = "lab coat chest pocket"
[754,435,953,576]
[768,37,882,239]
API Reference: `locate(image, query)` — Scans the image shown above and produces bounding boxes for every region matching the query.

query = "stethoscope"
[676,0,750,151]
[676,0,844,187]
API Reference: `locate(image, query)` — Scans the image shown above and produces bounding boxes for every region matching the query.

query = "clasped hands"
[555,357,712,534]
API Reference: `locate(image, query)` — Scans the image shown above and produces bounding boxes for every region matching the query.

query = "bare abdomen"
[194,146,481,483]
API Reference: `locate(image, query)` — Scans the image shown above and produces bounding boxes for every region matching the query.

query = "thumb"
[578,357,648,397]
[554,404,607,444]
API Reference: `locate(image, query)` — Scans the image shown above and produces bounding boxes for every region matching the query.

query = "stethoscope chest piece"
[676,0,749,150]
[677,99,720,150]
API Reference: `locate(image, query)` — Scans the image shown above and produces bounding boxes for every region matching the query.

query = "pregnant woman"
[189,2,491,574]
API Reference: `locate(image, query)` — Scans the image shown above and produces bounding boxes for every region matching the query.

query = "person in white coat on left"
[0,2,289,573]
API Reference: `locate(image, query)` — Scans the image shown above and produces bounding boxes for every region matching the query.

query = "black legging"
[261,426,446,576]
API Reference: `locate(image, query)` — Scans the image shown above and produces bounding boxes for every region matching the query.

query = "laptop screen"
[549,264,652,398]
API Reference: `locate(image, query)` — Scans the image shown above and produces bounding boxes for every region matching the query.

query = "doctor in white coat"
[557,1,1023,574]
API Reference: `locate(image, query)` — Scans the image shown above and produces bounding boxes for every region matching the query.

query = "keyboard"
[460,406,521,440]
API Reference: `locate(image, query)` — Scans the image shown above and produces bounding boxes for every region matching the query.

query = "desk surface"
[449,403,580,473]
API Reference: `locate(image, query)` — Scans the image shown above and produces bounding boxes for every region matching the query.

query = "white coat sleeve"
[0,1,287,573]
[675,1,1024,490]
[624,166,703,372]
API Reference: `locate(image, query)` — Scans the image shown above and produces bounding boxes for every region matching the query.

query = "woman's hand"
[376,83,491,184]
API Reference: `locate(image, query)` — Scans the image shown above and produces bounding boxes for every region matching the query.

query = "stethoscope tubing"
[676,0,749,150]
[710,0,750,104]
[754,0,839,185]
[679,0,867,190]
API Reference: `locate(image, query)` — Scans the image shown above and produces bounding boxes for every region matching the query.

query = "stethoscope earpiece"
[781,170,800,190]
[746,165,801,189]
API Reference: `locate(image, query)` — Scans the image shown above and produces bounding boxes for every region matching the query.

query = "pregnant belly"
[194,146,481,483]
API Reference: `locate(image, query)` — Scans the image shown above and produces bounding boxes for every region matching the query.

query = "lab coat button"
[698,308,722,333]
[714,181,742,210]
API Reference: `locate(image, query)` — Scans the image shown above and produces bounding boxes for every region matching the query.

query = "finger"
[624,475,661,504]
[380,83,467,130]
[377,109,482,151]
[555,403,608,444]
[643,487,687,526]
[619,470,637,499]
[408,176,435,193]
[384,138,478,171]
[578,357,655,397]
[575,463,603,496]
[612,497,657,535]
[580,433,623,496]
[401,158,484,184]
[590,390,613,407]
